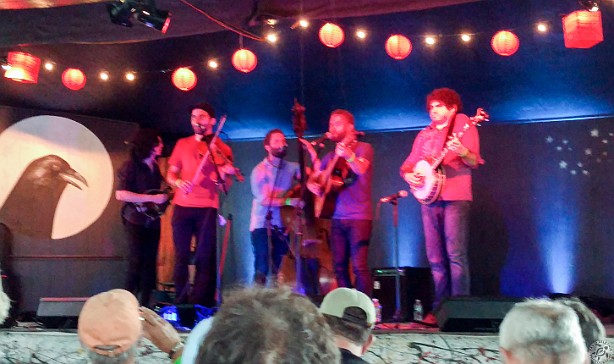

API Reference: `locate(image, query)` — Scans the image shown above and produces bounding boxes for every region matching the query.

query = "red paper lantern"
[385,35,412,60]
[491,30,519,56]
[4,52,41,83]
[319,23,345,48]
[172,67,197,91]
[62,68,86,91]
[232,49,257,73]
[563,10,603,49]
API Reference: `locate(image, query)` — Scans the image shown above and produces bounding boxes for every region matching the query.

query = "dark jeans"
[171,205,217,308]
[331,219,373,296]
[422,200,471,311]
[124,221,160,307]
[251,228,289,285]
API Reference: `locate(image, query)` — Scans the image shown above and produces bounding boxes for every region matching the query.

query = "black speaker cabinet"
[435,296,521,332]
[36,297,88,329]
[372,267,433,322]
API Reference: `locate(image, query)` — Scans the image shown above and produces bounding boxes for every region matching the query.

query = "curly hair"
[426,88,463,113]
[330,109,355,125]
[196,287,340,364]
[129,128,160,162]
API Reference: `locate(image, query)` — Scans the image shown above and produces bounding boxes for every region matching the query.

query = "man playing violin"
[249,129,302,286]
[307,110,374,296]
[399,88,484,324]
[166,102,238,307]
[115,128,168,307]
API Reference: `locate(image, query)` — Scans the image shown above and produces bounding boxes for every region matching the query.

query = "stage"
[2,325,613,363]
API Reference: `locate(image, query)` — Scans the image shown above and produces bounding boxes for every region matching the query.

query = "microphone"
[311,132,332,147]
[380,190,409,203]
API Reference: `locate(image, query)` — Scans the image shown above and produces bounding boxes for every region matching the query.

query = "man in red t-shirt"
[400,88,484,324]
[167,102,237,308]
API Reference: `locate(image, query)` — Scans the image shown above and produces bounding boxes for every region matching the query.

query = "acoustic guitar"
[409,108,489,204]
[313,132,358,219]
[133,187,173,219]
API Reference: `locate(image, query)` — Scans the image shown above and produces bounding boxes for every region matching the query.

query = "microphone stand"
[384,196,403,326]
[265,157,284,287]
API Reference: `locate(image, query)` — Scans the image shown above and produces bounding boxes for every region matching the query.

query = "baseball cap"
[78,289,142,356]
[190,102,215,118]
[319,288,376,328]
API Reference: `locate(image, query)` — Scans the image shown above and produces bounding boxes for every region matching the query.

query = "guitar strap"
[432,113,457,170]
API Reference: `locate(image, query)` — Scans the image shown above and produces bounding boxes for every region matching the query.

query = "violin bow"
[190,115,228,187]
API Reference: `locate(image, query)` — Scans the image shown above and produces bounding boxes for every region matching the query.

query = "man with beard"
[249,129,301,286]
[166,102,237,307]
[307,110,373,296]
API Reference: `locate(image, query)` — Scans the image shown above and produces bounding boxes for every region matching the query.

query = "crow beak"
[59,168,88,190]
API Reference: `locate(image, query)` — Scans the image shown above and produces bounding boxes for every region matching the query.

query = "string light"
[299,19,309,28]
[536,22,548,33]
[44,62,55,71]
[460,33,472,42]
[207,59,219,69]
[125,72,135,81]
[355,29,367,39]
[265,32,278,44]
[100,71,109,81]
[425,36,437,46]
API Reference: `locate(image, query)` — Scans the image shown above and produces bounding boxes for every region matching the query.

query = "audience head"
[555,297,606,350]
[319,288,375,347]
[196,286,340,364]
[0,283,10,325]
[78,289,142,364]
[499,298,588,364]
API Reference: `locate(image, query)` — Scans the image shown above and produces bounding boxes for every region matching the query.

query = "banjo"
[408,108,488,204]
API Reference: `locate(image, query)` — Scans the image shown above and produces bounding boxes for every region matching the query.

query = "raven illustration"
[0,155,88,239]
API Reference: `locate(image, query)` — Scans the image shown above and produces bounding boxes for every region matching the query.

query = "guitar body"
[411,160,445,205]
[133,188,173,219]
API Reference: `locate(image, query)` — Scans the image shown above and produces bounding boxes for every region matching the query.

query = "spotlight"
[107,0,171,33]
[137,7,171,33]
[578,0,599,11]
[107,0,135,28]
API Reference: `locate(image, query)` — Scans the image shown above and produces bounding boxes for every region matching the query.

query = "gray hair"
[499,299,587,364]
[555,297,606,350]
[85,343,138,364]
[196,286,340,364]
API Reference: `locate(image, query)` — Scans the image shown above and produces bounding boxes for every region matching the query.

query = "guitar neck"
[430,117,479,168]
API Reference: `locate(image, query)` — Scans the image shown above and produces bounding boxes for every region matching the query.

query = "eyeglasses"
[93,344,122,357]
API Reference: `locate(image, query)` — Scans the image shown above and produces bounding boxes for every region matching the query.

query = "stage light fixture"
[579,0,599,11]
[137,7,171,33]
[107,0,171,33]
[107,0,135,28]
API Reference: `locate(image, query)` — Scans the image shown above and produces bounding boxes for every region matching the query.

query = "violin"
[197,136,245,182]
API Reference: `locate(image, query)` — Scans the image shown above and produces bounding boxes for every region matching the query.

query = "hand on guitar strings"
[335,142,354,161]
[403,172,425,189]
[149,193,169,205]
[446,134,470,157]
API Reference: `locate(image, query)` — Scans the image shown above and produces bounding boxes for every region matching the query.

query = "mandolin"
[133,187,173,219]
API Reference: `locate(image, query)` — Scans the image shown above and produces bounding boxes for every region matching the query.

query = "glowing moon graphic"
[0,115,113,239]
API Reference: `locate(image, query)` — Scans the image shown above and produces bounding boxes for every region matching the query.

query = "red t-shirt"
[400,113,483,201]
[169,136,232,208]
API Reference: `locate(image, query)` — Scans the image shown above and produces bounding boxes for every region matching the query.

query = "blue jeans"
[251,228,289,285]
[422,200,471,311]
[331,219,372,296]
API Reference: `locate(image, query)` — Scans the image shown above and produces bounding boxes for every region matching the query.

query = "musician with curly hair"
[116,128,167,307]
[400,88,484,324]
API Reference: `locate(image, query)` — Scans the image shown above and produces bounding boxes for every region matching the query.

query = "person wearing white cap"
[319,287,376,364]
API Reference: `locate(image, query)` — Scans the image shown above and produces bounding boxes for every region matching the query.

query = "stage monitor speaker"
[36,297,89,329]
[435,296,521,332]
[372,267,433,322]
